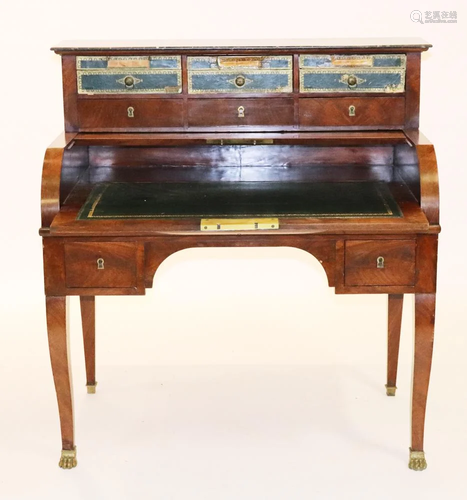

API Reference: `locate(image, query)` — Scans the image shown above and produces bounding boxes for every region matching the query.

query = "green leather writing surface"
[77,182,402,220]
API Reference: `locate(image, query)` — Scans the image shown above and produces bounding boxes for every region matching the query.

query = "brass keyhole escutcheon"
[349,105,356,117]
[347,75,357,88]
[376,256,385,269]
[127,106,135,118]
[124,76,135,88]
[235,75,246,87]
[97,258,105,270]
[237,106,245,118]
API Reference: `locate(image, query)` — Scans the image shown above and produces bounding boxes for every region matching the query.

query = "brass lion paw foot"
[408,449,427,471]
[59,447,77,469]
[385,385,397,396]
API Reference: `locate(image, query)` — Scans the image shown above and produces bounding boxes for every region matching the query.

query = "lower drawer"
[299,97,405,127]
[345,240,416,286]
[77,98,184,130]
[65,242,138,288]
[187,98,294,127]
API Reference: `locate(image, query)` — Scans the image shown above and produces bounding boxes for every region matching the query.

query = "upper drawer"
[300,54,406,93]
[77,56,182,95]
[188,56,293,94]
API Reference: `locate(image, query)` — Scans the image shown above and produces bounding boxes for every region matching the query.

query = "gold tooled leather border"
[77,69,182,94]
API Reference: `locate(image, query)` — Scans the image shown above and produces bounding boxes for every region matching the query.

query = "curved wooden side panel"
[41,133,76,228]
[144,236,337,288]
[41,146,65,228]
[41,133,90,230]
[417,144,440,226]
[405,130,440,226]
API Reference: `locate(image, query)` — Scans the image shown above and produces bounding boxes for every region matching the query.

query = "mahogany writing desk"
[41,39,439,471]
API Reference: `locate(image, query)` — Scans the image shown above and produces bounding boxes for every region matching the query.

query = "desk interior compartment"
[55,136,427,234]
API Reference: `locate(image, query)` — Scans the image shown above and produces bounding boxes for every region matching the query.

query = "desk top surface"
[52,38,431,53]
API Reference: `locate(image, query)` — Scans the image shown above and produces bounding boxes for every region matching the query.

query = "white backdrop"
[0,1,466,498]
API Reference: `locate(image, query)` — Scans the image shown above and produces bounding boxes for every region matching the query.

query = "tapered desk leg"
[80,296,97,394]
[386,294,403,396]
[409,293,436,471]
[46,296,77,469]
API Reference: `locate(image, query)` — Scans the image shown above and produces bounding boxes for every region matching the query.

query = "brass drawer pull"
[376,256,385,269]
[127,106,134,118]
[97,258,105,270]
[124,76,135,88]
[347,75,358,88]
[115,75,143,89]
[235,75,246,87]
[336,74,366,90]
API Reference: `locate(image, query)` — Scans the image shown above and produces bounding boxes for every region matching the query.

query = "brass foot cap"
[409,449,427,471]
[385,385,397,397]
[59,447,77,469]
[86,382,98,394]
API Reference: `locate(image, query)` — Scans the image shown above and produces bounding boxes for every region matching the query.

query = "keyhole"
[349,105,356,117]
[97,258,105,270]
[238,106,245,118]
[127,106,135,118]
[376,256,385,269]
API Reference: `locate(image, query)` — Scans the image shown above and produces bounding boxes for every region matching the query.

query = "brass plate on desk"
[201,218,279,231]
[205,139,274,145]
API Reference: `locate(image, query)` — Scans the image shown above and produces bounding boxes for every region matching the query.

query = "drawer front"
[300,54,406,69]
[300,54,406,93]
[299,97,405,127]
[77,99,184,130]
[78,70,182,95]
[187,98,294,127]
[300,69,405,93]
[65,242,138,288]
[77,56,182,94]
[77,55,181,70]
[345,240,416,287]
[188,56,293,94]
